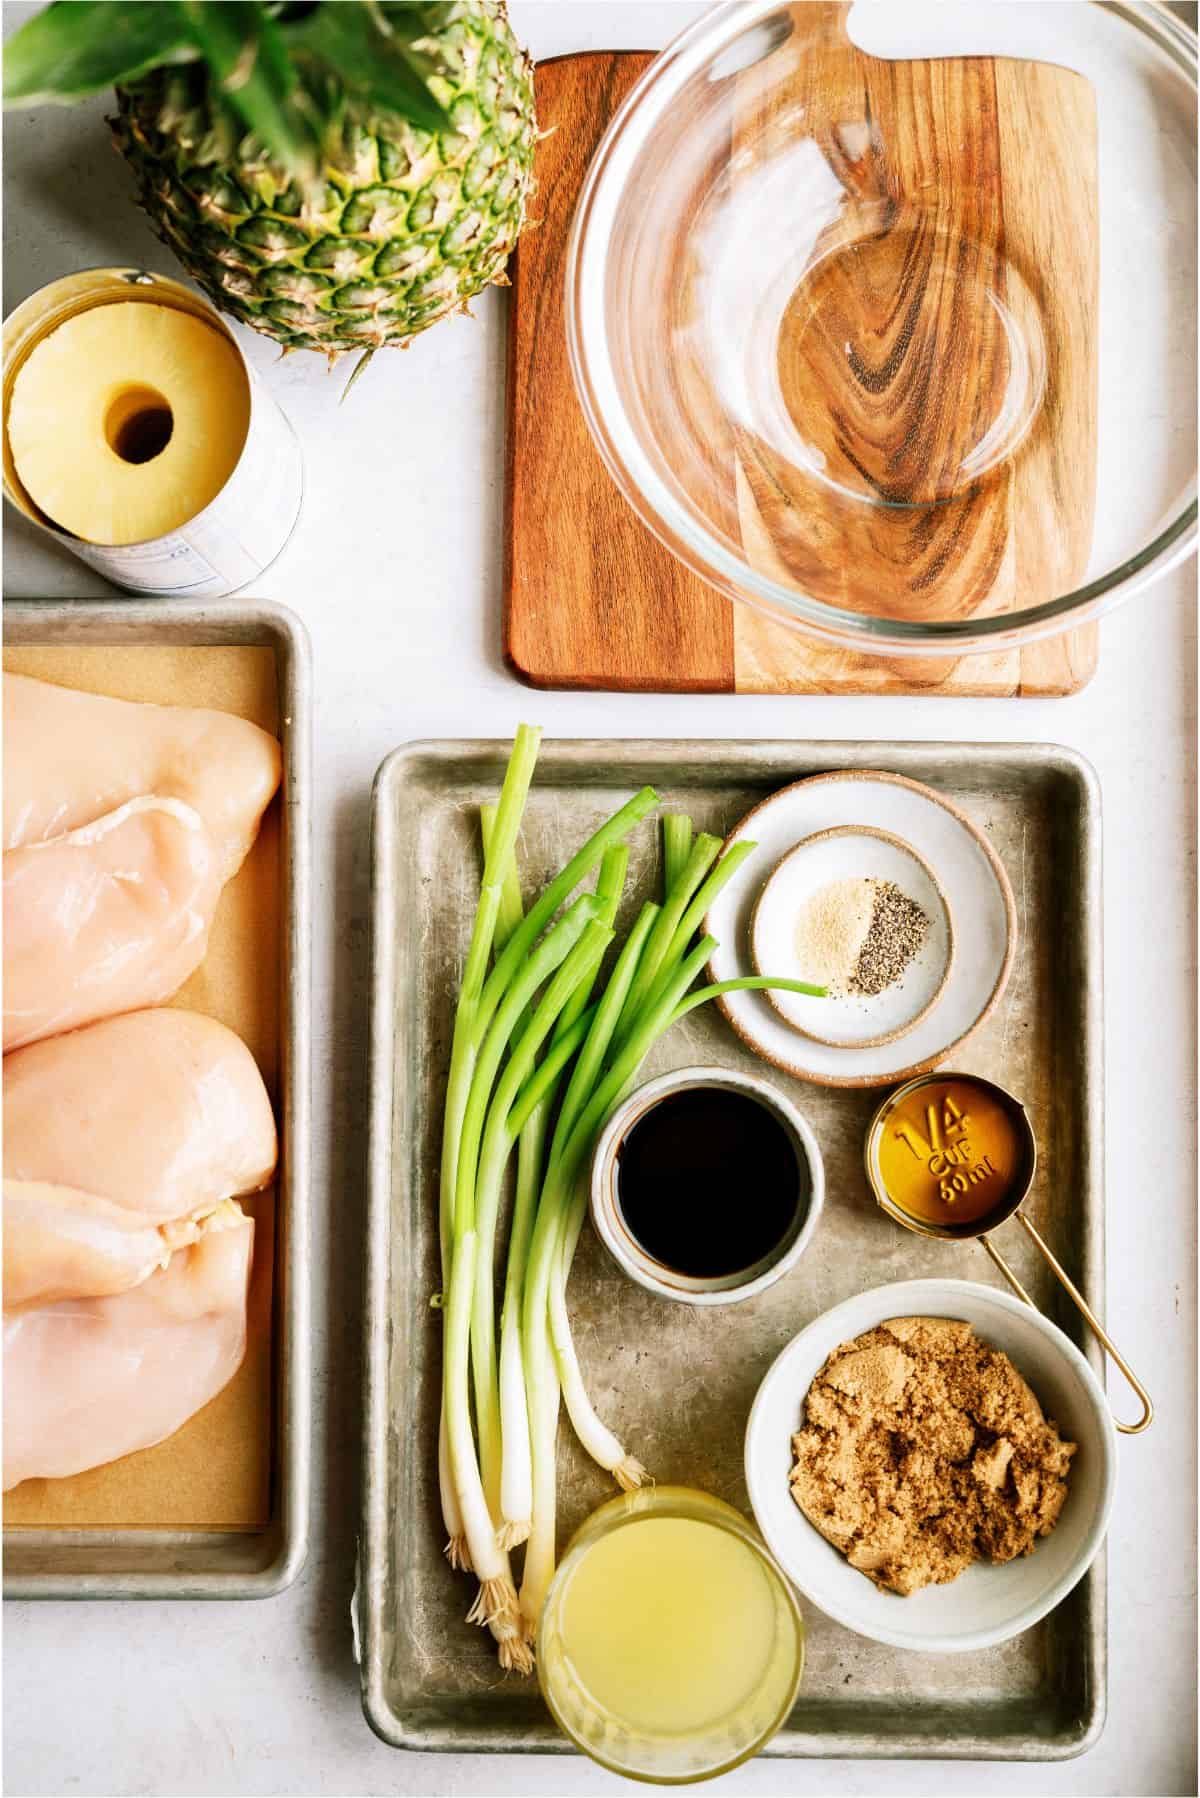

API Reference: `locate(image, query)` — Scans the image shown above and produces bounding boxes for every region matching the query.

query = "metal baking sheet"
[359,739,1105,1759]
[2,598,312,1599]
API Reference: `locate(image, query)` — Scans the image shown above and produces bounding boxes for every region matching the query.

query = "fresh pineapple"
[5,1,537,360]
[8,302,250,543]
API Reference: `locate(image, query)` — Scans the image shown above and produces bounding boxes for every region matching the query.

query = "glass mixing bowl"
[567,1,1197,654]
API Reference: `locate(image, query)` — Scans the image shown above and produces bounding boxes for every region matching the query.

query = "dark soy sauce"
[615,1087,800,1278]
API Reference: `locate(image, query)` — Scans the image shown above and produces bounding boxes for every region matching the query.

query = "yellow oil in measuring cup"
[870,1073,1031,1231]
[864,1071,1153,1433]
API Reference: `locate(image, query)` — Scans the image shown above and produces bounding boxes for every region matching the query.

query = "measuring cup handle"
[980,1216,1154,1435]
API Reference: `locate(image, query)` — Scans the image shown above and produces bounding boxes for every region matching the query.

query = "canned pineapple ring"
[2,268,302,599]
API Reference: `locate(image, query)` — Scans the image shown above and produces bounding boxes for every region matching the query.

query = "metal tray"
[3,599,312,1599]
[359,739,1105,1759]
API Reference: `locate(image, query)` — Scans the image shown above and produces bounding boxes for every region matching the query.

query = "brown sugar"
[789,1315,1076,1596]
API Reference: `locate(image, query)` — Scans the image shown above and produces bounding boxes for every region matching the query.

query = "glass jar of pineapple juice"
[538,1485,805,1783]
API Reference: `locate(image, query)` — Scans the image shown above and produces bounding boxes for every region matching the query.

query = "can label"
[3,271,304,599]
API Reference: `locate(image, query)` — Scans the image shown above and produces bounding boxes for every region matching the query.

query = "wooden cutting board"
[503,39,1099,697]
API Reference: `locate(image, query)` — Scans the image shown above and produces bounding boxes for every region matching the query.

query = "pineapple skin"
[110,0,536,357]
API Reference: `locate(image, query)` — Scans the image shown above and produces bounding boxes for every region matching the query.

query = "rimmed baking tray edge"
[3,597,312,1600]
[357,738,1106,1759]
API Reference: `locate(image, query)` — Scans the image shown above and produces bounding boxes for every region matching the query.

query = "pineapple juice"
[538,1487,805,1781]
[556,1515,779,1734]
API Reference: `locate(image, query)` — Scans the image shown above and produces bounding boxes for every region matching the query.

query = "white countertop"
[3,3,1196,1794]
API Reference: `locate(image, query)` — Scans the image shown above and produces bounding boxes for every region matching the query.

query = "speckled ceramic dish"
[750,825,954,1050]
[706,771,1015,1088]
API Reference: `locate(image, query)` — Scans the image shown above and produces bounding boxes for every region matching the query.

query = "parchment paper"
[3,644,279,1531]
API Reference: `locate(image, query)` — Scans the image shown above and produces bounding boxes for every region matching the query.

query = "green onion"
[537,905,660,1477]
[519,938,716,1633]
[673,974,826,1017]
[439,728,541,1250]
[476,834,629,1548]
[469,919,612,1515]
[479,799,538,1551]
[455,896,601,1238]
[446,897,602,1594]
[472,786,657,1048]
[443,1227,529,1666]
[613,831,720,1037]
[547,902,659,1171]
[435,737,829,1663]
[497,1106,545,1548]
[621,837,760,1035]
[435,725,540,1580]
[662,812,693,895]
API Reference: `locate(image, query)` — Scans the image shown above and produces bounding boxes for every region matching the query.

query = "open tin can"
[2,267,302,598]
[865,1070,1153,1435]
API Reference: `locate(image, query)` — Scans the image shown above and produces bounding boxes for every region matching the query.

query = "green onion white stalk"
[547,1186,639,1485]
[497,1112,543,1548]
[437,1409,469,1573]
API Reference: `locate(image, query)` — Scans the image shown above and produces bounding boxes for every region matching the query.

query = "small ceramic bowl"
[750,824,954,1049]
[744,1279,1116,1654]
[589,1065,824,1306]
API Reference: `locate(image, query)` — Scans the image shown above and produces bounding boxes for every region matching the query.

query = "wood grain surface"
[504,53,732,691]
[503,37,1099,696]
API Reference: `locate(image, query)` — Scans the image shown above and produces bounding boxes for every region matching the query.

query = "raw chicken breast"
[2,796,221,1051]
[3,672,281,881]
[3,1207,253,1490]
[4,1181,204,1310]
[4,1010,277,1223]
[2,1012,272,1483]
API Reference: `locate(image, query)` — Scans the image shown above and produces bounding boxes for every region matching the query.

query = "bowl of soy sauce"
[590,1066,824,1305]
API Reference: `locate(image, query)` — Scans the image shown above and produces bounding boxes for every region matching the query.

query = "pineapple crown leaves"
[3,0,453,179]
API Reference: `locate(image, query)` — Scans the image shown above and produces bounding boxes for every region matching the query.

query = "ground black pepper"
[849,881,930,996]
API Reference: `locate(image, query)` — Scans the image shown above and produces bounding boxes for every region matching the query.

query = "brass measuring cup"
[864,1071,1153,1435]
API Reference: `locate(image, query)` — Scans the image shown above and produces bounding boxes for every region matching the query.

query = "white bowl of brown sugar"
[744,1279,1116,1654]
